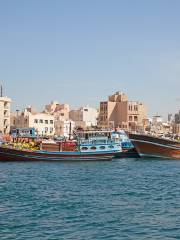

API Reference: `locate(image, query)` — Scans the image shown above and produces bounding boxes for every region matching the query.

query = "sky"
[0,0,180,118]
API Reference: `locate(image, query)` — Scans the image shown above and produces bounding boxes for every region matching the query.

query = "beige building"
[0,96,12,134]
[44,101,70,136]
[11,107,55,136]
[99,91,147,131]
[44,101,69,121]
[70,106,98,128]
[55,120,75,138]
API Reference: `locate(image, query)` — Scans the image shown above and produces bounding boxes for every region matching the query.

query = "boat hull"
[114,147,140,158]
[0,147,116,161]
[129,134,180,159]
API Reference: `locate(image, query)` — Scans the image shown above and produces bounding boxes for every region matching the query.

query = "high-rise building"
[174,110,180,124]
[168,113,173,123]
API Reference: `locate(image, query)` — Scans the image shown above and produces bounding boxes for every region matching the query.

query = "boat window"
[90,146,96,150]
[81,147,88,151]
[99,146,105,149]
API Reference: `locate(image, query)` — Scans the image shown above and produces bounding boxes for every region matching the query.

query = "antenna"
[0,82,3,97]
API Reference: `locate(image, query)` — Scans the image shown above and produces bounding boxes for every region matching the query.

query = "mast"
[69,121,72,140]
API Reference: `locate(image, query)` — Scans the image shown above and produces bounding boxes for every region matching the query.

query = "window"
[50,127,54,132]
[50,120,53,124]
[34,119,38,123]
[84,109,88,112]
[45,120,48,124]
[129,116,132,121]
[81,147,88,151]
[40,119,43,123]
[90,146,96,150]
[134,105,138,111]
[100,146,105,149]
[134,116,138,121]
[45,127,48,132]
[60,113,64,116]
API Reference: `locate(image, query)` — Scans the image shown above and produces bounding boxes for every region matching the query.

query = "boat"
[75,129,138,158]
[129,133,180,159]
[111,130,139,158]
[0,131,122,161]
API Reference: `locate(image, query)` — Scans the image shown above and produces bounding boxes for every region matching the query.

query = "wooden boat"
[0,134,121,161]
[0,147,118,161]
[129,133,180,159]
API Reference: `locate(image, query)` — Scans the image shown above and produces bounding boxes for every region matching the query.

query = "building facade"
[44,101,69,121]
[44,101,70,136]
[99,91,147,131]
[55,120,75,138]
[174,110,180,124]
[69,106,98,128]
[0,96,12,134]
[11,107,55,136]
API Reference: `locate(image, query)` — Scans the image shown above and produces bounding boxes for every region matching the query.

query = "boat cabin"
[75,130,122,153]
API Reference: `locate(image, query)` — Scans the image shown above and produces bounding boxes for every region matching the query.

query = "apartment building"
[44,101,70,135]
[0,96,12,134]
[99,91,147,131]
[69,106,98,128]
[11,107,55,136]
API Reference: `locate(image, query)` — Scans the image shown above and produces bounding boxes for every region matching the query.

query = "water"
[1,159,180,240]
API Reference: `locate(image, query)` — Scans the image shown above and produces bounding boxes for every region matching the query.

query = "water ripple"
[0,159,180,239]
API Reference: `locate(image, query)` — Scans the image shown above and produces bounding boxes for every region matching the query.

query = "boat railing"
[78,137,115,145]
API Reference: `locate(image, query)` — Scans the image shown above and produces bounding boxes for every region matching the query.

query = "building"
[55,120,75,138]
[44,101,70,135]
[172,123,180,136]
[99,91,147,131]
[174,110,180,124]
[152,115,163,125]
[0,96,12,134]
[168,113,173,123]
[11,107,55,136]
[44,101,69,121]
[69,106,98,128]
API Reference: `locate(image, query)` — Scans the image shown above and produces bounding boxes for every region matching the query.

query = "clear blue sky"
[0,0,180,118]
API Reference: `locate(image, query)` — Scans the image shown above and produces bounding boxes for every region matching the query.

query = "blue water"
[1,159,180,240]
